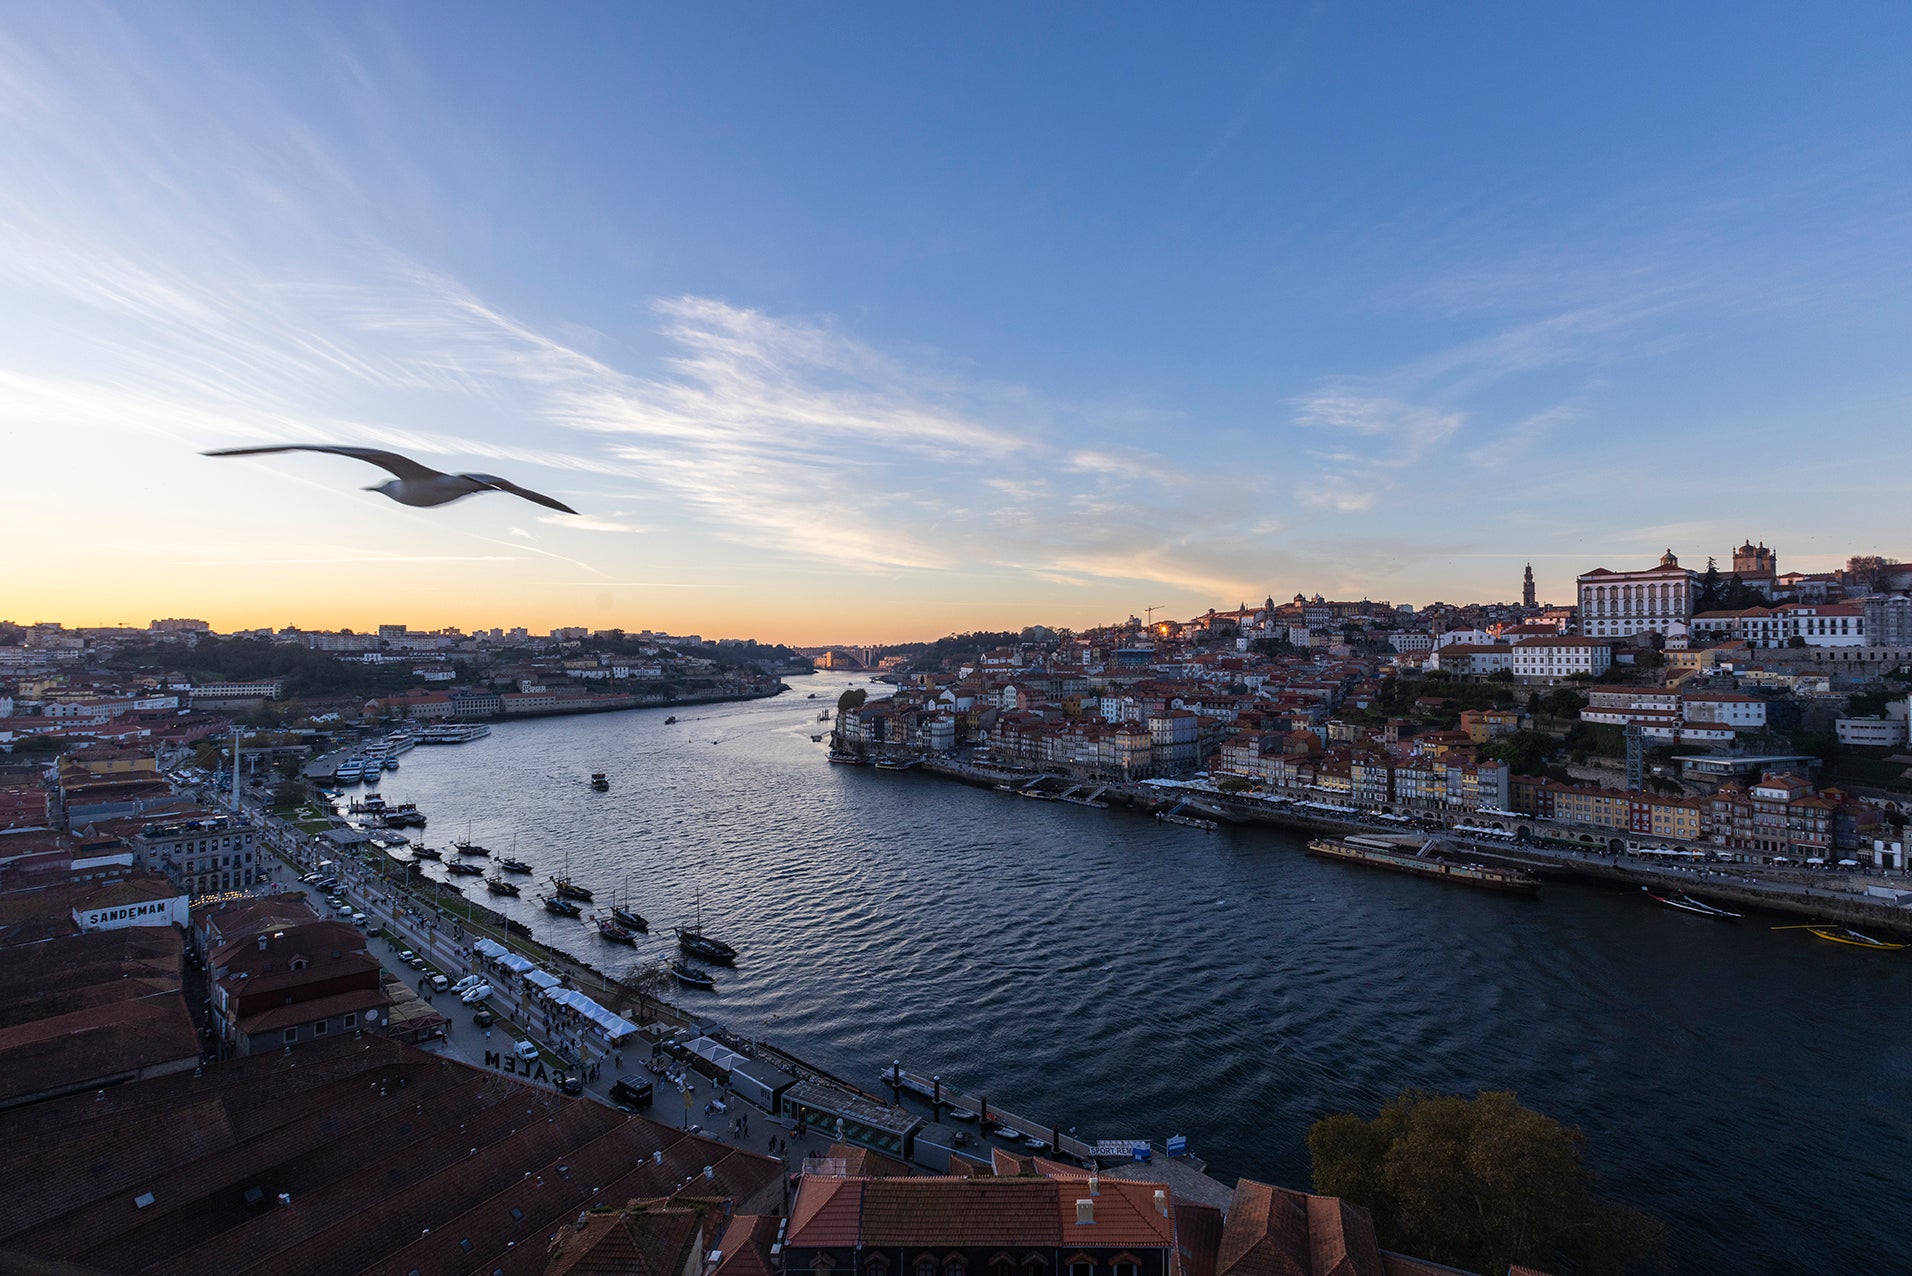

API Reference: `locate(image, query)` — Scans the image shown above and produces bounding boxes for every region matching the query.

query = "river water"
[373,673,1910,1270]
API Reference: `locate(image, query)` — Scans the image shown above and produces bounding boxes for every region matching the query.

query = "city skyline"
[5,6,1911,643]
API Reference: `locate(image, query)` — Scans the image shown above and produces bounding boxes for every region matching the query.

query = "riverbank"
[287,678,1912,1270]
[903,755,1912,938]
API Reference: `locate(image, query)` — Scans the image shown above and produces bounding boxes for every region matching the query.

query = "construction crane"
[1144,605,1167,629]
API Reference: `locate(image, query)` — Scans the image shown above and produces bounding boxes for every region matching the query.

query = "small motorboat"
[1644,887,1741,919]
[486,876,520,896]
[595,915,637,944]
[445,860,484,876]
[1804,925,1905,950]
[669,959,715,988]
[498,857,533,874]
[993,1127,1021,1140]
[542,894,582,917]
[590,772,609,791]
[664,715,677,725]
[948,1108,979,1122]
[1022,1135,1049,1151]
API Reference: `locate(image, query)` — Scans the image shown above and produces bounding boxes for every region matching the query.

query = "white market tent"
[542,986,640,1042]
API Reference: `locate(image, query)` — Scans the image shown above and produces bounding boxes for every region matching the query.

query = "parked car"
[397,950,416,963]
[556,1075,583,1096]
[471,1009,494,1028]
[513,1040,539,1062]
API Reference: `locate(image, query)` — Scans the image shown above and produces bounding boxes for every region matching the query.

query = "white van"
[351,912,368,927]
[430,974,450,993]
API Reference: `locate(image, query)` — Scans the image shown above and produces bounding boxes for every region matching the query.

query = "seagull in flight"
[202,444,579,514]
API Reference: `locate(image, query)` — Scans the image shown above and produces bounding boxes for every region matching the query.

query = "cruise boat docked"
[418,722,491,744]
[1305,834,1540,895]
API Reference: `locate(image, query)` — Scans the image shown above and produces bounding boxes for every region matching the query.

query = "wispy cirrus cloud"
[0,25,1280,602]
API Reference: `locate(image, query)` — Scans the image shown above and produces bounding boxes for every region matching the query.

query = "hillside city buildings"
[835,542,1912,868]
[0,540,1906,1274]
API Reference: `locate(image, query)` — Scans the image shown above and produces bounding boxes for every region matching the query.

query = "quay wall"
[911,757,1912,938]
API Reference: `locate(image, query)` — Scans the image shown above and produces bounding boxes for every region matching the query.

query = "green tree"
[836,688,868,713]
[1309,1090,1665,1276]
[1542,687,1587,719]
[1481,730,1555,776]
[1695,557,1723,611]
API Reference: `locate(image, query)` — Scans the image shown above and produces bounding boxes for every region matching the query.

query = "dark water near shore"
[376,674,1910,1270]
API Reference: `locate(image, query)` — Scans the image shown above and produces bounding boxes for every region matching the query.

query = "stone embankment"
[902,756,1912,938]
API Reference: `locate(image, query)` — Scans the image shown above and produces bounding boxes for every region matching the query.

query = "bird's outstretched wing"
[202,445,445,482]
[466,474,580,515]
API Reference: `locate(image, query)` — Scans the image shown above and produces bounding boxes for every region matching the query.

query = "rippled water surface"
[376,675,1912,1270]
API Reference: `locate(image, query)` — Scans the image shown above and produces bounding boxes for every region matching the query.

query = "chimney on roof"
[1088,1174,1099,1196]
[1153,1190,1168,1217]
[257,934,267,951]
[1075,1199,1094,1225]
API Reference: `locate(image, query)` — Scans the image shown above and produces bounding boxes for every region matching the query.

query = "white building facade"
[1512,636,1613,681]
[1577,551,1698,640]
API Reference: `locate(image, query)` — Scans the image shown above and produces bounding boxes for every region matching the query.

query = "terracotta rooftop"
[0,1036,782,1276]
[709,1212,783,1276]
[1216,1179,1387,1276]
[544,1196,716,1276]
[861,1178,1065,1247]
[787,1175,865,1249]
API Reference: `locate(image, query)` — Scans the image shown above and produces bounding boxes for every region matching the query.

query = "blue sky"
[3,4,1909,641]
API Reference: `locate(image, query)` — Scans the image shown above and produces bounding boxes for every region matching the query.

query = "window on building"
[283,1027,297,1043]
[865,1259,889,1276]
[945,1258,966,1276]
[313,1019,327,1036]
[917,1258,938,1276]
[1068,1259,1094,1276]
[1112,1257,1139,1276]
[343,1012,356,1029]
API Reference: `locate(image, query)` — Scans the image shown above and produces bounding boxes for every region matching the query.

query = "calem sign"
[485,1049,559,1086]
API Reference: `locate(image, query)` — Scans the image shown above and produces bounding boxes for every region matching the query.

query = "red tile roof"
[787,1175,864,1248]
[1216,1180,1388,1276]
[1053,1179,1175,1249]
[860,1178,1063,1247]
[710,1212,783,1276]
